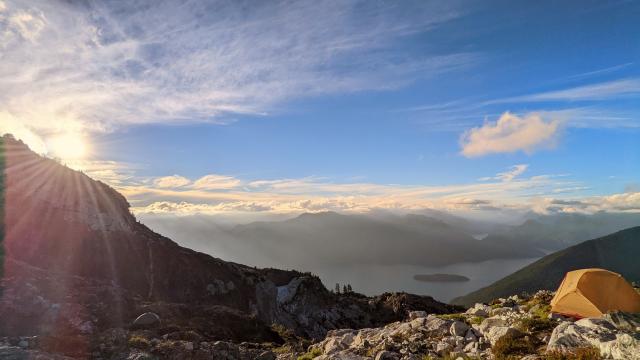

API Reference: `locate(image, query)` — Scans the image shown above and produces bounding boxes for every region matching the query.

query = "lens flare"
[48,133,88,160]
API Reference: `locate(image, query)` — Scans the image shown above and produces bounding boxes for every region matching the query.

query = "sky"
[1,0,640,222]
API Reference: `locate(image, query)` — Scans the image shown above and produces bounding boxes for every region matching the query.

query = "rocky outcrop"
[548,315,640,359]
[0,135,458,357]
[276,291,640,360]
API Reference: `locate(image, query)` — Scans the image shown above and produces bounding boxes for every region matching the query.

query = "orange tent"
[550,268,640,318]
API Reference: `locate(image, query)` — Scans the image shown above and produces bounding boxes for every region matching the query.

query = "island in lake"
[413,273,470,282]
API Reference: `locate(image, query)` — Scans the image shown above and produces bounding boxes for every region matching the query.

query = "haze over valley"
[139,210,640,301]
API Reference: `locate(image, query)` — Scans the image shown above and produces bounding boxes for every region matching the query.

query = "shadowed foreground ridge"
[0,136,4,298]
[452,226,640,306]
[0,134,459,358]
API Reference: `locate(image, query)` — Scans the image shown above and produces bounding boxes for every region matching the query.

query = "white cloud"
[460,112,559,157]
[193,174,242,190]
[118,167,590,218]
[489,78,640,104]
[153,175,191,188]
[496,164,528,182]
[0,0,474,151]
[0,111,47,154]
[480,164,529,182]
[531,192,640,214]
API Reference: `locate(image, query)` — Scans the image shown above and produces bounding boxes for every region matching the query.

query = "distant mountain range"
[228,211,538,268]
[0,134,460,345]
[452,226,640,306]
[481,212,640,254]
[143,208,640,277]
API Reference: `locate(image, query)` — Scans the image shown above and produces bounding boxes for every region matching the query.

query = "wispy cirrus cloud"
[0,0,475,150]
[153,175,191,188]
[193,175,242,190]
[480,164,529,182]
[487,78,640,104]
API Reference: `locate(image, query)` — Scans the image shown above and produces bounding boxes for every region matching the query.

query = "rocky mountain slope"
[452,226,640,306]
[6,289,637,359]
[291,291,640,360]
[0,134,460,358]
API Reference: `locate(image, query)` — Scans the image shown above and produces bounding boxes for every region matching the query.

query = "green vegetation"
[532,304,551,319]
[128,335,151,349]
[468,316,484,325]
[297,348,322,360]
[544,347,602,360]
[492,333,539,360]
[436,313,467,322]
[518,317,556,333]
[452,227,640,306]
[271,323,298,343]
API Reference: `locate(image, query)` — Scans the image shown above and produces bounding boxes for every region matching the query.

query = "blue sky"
[1,0,639,220]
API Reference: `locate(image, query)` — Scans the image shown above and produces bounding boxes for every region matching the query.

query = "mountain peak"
[0,133,457,351]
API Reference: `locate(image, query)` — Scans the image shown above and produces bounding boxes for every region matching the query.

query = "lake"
[311,257,540,303]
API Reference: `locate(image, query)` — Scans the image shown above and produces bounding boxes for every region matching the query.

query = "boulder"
[408,311,427,320]
[548,319,640,360]
[424,316,452,336]
[477,316,508,335]
[465,303,491,317]
[604,312,640,332]
[484,326,521,346]
[132,312,160,327]
[374,351,399,360]
[463,329,478,343]
[450,321,469,337]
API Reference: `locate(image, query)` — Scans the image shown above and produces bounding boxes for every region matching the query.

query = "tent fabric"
[550,268,640,318]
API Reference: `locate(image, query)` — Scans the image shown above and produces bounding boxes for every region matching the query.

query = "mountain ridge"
[0,134,460,351]
[452,226,640,306]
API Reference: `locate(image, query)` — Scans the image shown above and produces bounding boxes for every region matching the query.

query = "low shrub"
[437,313,467,322]
[518,317,556,333]
[128,335,151,349]
[531,304,552,319]
[544,346,602,360]
[271,323,298,343]
[297,347,323,360]
[492,333,539,360]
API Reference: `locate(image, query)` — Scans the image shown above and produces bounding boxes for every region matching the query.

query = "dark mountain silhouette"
[0,134,460,356]
[452,226,640,306]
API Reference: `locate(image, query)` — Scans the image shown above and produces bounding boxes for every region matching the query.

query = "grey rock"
[463,329,478,343]
[374,350,399,360]
[408,311,427,320]
[450,321,469,337]
[604,312,640,332]
[435,341,452,355]
[477,316,508,335]
[132,312,160,327]
[465,303,491,317]
[424,316,451,336]
[484,326,521,346]
[548,319,640,360]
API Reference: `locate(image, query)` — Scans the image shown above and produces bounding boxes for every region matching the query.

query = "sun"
[48,133,88,161]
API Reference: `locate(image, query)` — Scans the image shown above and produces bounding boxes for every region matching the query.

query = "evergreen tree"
[342,284,348,293]
[334,283,340,294]
[346,284,353,293]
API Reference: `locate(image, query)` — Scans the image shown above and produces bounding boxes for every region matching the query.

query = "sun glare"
[48,133,88,161]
